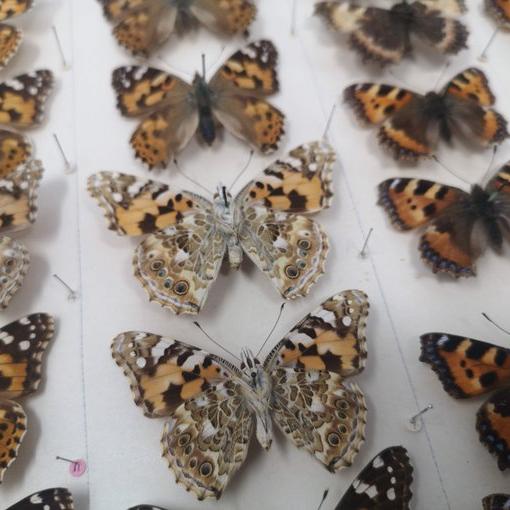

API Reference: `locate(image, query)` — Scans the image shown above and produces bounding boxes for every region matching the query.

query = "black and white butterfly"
[7,488,74,510]
[335,446,414,509]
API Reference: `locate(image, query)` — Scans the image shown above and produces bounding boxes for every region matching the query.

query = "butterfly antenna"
[323,103,337,142]
[229,150,254,192]
[173,159,214,196]
[317,489,329,510]
[479,28,500,63]
[482,312,510,336]
[256,303,286,358]
[432,155,471,186]
[433,61,451,93]
[193,321,242,362]
[481,145,498,185]
[206,44,227,74]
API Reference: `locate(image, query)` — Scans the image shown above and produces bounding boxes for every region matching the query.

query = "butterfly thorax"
[192,74,217,146]
[390,1,417,26]
[470,184,504,250]
[240,348,273,450]
[213,186,243,269]
[423,92,452,141]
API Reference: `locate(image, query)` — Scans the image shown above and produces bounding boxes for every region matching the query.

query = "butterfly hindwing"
[420,333,510,398]
[0,24,21,70]
[335,446,413,510]
[7,488,74,510]
[111,331,234,417]
[477,389,510,471]
[0,399,25,483]
[265,290,369,377]
[0,130,32,177]
[238,141,335,214]
[0,236,29,310]
[483,494,510,510]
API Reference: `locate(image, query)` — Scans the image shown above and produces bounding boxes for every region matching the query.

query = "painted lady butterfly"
[0,314,55,483]
[335,446,413,509]
[486,0,510,28]
[344,68,508,161]
[88,141,333,315]
[0,0,33,70]
[315,0,468,66]
[420,333,510,470]
[483,494,510,510]
[113,290,369,500]
[378,164,510,277]
[98,0,256,57]
[6,488,74,509]
[112,40,285,169]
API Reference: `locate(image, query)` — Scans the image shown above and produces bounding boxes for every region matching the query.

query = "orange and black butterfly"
[378,164,510,278]
[98,0,256,57]
[0,314,55,483]
[112,40,285,169]
[420,333,510,471]
[316,0,468,66]
[344,68,508,161]
[483,494,510,510]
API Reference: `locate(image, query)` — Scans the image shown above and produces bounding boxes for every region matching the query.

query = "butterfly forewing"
[189,0,256,35]
[111,331,235,417]
[0,236,29,309]
[0,399,25,483]
[477,388,510,471]
[265,290,369,376]
[483,494,510,510]
[237,141,335,214]
[7,488,74,510]
[335,446,413,510]
[420,333,510,398]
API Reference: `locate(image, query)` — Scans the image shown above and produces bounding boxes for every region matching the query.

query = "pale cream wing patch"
[239,206,328,300]
[133,214,227,315]
[161,380,253,500]
[0,236,29,310]
[270,369,367,472]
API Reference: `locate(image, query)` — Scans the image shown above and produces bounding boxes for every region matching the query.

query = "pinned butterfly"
[113,290,369,499]
[420,332,510,470]
[334,446,414,509]
[344,68,508,161]
[315,0,468,66]
[88,141,333,315]
[0,70,53,308]
[98,0,256,57]
[378,163,510,277]
[112,40,285,169]
[0,0,34,69]
[0,314,55,483]
[6,488,74,510]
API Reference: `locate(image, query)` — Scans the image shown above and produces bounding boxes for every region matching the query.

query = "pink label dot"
[70,459,87,477]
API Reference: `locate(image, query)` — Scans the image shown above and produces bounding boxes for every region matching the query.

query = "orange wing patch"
[420,334,510,398]
[0,130,31,177]
[481,109,509,144]
[111,332,231,417]
[191,0,256,35]
[446,68,496,107]
[0,400,26,483]
[268,290,369,378]
[378,120,432,160]
[486,0,510,27]
[0,23,21,69]
[344,84,414,125]
[0,0,32,21]
[378,178,465,230]
[477,389,510,471]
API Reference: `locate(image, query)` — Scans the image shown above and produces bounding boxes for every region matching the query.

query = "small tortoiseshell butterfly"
[421,333,510,471]
[98,0,256,57]
[483,494,510,510]
[112,40,285,169]
[378,164,510,278]
[344,68,508,161]
[0,314,55,483]
[486,0,510,28]
[335,446,414,509]
[7,488,74,510]
[315,0,468,66]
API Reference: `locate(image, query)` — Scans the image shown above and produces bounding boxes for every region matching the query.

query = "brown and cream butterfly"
[344,68,508,161]
[0,314,55,483]
[316,0,468,66]
[113,290,369,500]
[421,332,510,471]
[98,0,257,57]
[378,164,510,278]
[112,40,285,169]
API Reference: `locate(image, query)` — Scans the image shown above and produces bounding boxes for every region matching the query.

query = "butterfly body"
[192,73,218,145]
[113,291,369,499]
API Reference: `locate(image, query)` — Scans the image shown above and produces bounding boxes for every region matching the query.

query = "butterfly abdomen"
[193,76,216,146]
